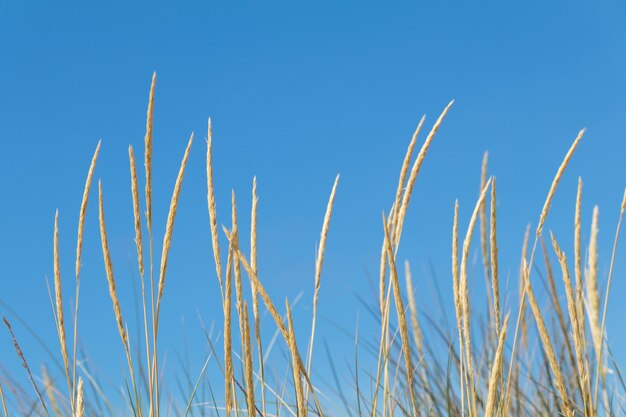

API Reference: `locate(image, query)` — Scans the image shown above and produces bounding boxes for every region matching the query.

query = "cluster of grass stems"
[2,74,626,417]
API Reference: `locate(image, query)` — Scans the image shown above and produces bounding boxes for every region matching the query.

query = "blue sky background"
[2,1,626,412]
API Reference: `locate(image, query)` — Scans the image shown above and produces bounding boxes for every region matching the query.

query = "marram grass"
[2,74,626,417]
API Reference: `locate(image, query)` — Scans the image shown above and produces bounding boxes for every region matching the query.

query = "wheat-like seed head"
[313,174,339,308]
[157,133,193,306]
[459,177,491,417]
[230,191,245,338]
[490,177,501,335]
[550,231,590,413]
[519,224,531,348]
[586,205,601,359]
[394,100,454,248]
[391,116,425,245]
[207,119,224,292]
[98,182,127,347]
[53,211,70,386]
[251,176,258,278]
[286,300,306,417]
[541,237,576,376]
[307,175,339,380]
[479,151,491,287]
[536,128,585,237]
[144,72,156,230]
[452,200,461,337]
[242,302,256,417]
[129,146,144,276]
[75,140,101,278]
[250,175,267,416]
[575,178,586,348]
[223,242,234,417]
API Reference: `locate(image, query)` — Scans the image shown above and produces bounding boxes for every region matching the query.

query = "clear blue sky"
[2,1,626,412]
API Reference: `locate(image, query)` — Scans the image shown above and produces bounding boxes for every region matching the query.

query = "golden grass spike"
[250,176,266,416]
[382,213,418,416]
[391,116,425,244]
[229,191,247,412]
[98,182,127,346]
[157,133,194,307]
[71,140,101,415]
[224,241,234,417]
[144,72,156,230]
[452,200,461,340]
[130,144,153,417]
[53,211,71,404]
[307,175,339,378]
[251,177,258,273]
[242,302,256,417]
[286,300,306,417]
[379,202,395,316]
[480,152,491,291]
[394,100,454,249]
[3,316,50,417]
[490,177,501,335]
[522,260,573,417]
[520,224,531,348]
[75,377,84,417]
[75,140,101,278]
[459,177,492,417]
[207,119,224,292]
[129,146,144,276]
[404,261,424,362]
[574,178,585,350]
[541,237,577,374]
[378,210,389,316]
[586,206,601,360]
[550,231,590,415]
[536,128,585,237]
[451,200,467,417]
[231,191,245,331]
[484,313,510,417]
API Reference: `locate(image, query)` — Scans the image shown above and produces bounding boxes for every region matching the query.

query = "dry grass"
[5,77,626,417]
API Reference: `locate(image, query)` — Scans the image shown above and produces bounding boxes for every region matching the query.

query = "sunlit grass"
[2,74,625,417]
